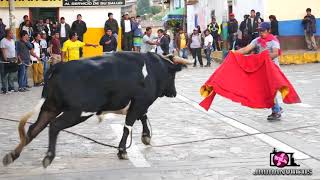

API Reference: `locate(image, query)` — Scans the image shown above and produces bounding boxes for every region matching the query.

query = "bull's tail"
[18,98,46,146]
[3,98,46,166]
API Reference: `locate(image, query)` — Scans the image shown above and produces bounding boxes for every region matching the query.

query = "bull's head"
[161,55,193,98]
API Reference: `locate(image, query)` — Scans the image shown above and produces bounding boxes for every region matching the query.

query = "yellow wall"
[265,0,320,21]
[82,27,122,58]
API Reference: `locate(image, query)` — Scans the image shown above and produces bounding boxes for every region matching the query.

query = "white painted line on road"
[295,103,313,108]
[176,94,311,160]
[111,124,151,168]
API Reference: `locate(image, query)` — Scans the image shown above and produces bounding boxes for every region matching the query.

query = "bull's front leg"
[140,114,151,145]
[118,101,148,160]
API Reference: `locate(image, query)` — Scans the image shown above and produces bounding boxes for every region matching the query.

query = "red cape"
[199,51,301,111]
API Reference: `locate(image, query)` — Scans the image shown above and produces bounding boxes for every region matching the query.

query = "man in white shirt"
[121,12,133,51]
[30,32,44,87]
[141,27,156,53]
[204,30,213,67]
[0,29,17,93]
[57,17,71,45]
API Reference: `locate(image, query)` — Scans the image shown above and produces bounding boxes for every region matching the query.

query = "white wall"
[265,0,320,21]
[233,0,266,21]
[187,0,229,34]
[59,7,122,28]
[0,8,29,28]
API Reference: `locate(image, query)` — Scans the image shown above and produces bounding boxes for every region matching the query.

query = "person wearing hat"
[121,12,133,51]
[236,22,283,121]
[104,12,119,41]
[227,13,238,50]
[99,28,117,54]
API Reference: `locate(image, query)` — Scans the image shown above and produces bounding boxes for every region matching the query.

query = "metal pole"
[9,0,16,38]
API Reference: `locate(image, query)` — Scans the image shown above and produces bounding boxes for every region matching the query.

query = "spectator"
[132,16,143,52]
[35,19,46,34]
[40,32,50,77]
[175,28,188,59]
[16,30,33,92]
[228,13,239,50]
[269,15,279,36]
[57,17,71,45]
[239,14,251,47]
[121,12,133,51]
[30,32,44,87]
[71,14,87,57]
[256,12,264,24]
[155,29,169,55]
[61,31,97,62]
[0,18,6,40]
[104,13,119,40]
[19,15,29,34]
[248,9,259,40]
[188,28,204,67]
[196,25,202,34]
[49,31,61,64]
[141,27,157,53]
[0,29,18,94]
[44,18,53,42]
[99,28,117,54]
[302,8,317,51]
[207,17,220,51]
[203,29,213,67]
[21,20,33,41]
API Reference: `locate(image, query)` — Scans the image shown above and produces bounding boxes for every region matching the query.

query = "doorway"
[30,8,59,24]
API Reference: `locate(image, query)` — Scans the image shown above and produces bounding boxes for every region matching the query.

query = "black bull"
[2,52,190,168]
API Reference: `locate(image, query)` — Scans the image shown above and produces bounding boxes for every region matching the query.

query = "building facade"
[186,0,320,50]
[0,0,125,57]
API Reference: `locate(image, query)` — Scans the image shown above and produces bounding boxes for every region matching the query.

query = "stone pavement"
[0,62,320,180]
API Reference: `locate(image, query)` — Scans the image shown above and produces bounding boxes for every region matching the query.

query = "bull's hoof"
[117,151,129,160]
[42,156,53,168]
[141,136,151,145]
[2,153,14,166]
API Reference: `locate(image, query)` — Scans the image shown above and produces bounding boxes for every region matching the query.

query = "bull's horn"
[172,56,193,65]
[161,54,174,64]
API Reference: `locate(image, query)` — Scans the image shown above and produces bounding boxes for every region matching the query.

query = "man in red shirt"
[49,31,61,64]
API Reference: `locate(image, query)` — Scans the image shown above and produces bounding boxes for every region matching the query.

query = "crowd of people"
[0,8,317,95]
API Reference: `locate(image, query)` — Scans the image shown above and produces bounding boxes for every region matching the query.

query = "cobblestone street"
[0,62,320,180]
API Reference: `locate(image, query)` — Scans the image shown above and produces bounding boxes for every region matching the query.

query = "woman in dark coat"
[269,15,279,36]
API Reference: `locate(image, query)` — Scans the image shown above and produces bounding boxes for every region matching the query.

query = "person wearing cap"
[236,22,283,121]
[121,12,133,51]
[227,13,238,50]
[71,14,87,57]
[104,13,119,41]
[99,28,117,54]
[188,28,204,67]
